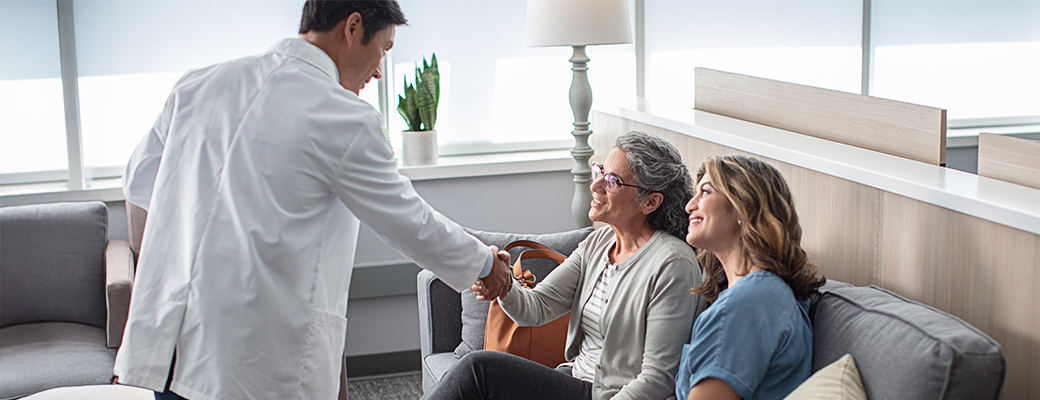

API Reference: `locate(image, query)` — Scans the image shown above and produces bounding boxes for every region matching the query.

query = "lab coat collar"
[269,38,339,84]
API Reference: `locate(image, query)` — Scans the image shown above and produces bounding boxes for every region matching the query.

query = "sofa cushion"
[784,354,865,400]
[0,202,108,329]
[0,322,117,399]
[811,284,1005,400]
[456,228,594,359]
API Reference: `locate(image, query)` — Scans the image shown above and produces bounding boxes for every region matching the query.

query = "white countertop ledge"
[599,106,1040,236]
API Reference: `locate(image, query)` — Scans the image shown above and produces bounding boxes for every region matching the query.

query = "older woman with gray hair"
[423,131,704,400]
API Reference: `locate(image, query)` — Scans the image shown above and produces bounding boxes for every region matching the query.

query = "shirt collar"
[268,38,339,84]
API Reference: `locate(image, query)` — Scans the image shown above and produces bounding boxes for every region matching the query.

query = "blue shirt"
[675,270,812,400]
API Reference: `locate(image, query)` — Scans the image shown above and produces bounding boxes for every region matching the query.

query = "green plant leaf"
[396,53,440,131]
[397,80,421,131]
[413,70,430,129]
[428,54,439,102]
[417,54,439,130]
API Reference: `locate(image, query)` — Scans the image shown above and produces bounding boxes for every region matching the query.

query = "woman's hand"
[472,249,512,300]
[470,280,490,300]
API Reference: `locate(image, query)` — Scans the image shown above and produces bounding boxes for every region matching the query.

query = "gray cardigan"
[500,227,705,400]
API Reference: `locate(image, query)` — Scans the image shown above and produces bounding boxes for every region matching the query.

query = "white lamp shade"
[525,0,632,47]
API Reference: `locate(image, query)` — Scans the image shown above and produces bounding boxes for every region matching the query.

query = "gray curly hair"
[615,131,694,240]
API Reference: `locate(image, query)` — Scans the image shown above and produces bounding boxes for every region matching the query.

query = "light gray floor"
[347,373,423,400]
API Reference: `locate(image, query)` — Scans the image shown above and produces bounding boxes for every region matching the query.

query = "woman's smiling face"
[685,173,742,253]
[589,149,645,227]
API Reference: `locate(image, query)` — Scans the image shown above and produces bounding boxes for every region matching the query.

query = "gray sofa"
[418,229,1006,399]
[0,201,134,399]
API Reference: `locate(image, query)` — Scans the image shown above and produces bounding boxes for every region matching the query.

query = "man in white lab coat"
[114,1,511,399]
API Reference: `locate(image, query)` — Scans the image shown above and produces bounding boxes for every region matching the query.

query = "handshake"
[470,245,513,301]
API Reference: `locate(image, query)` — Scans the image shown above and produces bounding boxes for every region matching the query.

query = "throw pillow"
[784,354,866,400]
[455,227,594,359]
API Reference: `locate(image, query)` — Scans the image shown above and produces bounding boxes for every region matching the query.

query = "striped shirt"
[572,254,620,382]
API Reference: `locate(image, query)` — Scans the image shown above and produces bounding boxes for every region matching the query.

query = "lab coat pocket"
[299,308,348,399]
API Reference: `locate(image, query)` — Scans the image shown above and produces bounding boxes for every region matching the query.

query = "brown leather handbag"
[484,240,570,368]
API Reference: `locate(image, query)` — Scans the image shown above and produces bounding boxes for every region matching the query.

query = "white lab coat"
[114,38,488,400]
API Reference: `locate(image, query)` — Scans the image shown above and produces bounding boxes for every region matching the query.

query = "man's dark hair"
[299,0,408,45]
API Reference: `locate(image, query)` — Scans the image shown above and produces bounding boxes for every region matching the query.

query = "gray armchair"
[0,201,134,399]
[417,227,594,392]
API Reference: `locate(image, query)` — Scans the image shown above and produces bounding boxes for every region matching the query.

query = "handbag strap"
[503,240,556,252]
[519,248,567,265]
[504,240,567,288]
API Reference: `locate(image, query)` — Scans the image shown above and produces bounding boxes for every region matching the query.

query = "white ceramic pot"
[402,130,438,166]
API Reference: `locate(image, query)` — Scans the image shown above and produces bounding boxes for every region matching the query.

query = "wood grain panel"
[779,168,880,287]
[694,68,947,165]
[879,193,1040,400]
[978,133,1040,190]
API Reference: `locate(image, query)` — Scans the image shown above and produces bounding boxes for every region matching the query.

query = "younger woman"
[677,155,825,400]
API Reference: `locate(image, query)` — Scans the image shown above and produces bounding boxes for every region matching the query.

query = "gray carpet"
[347,373,423,400]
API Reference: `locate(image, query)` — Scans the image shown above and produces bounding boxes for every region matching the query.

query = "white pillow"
[784,354,866,400]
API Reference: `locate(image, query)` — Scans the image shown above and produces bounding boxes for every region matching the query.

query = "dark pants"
[421,351,594,400]
[154,354,188,400]
[154,388,187,400]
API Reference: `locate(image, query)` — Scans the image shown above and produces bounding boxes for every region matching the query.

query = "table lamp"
[526,0,632,228]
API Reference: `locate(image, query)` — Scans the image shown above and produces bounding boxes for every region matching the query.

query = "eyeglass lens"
[591,162,619,191]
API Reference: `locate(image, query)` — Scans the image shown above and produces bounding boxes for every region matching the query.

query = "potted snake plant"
[397,54,439,165]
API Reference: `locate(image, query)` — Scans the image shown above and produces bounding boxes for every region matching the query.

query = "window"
[644,0,863,109]
[870,0,1040,125]
[72,0,305,176]
[0,0,67,178]
[1,0,378,190]
[389,0,635,153]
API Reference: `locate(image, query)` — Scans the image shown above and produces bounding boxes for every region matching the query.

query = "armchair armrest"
[105,240,134,348]
[417,269,464,359]
[125,200,147,264]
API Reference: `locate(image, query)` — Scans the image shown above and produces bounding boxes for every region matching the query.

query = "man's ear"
[342,11,364,43]
[642,192,663,215]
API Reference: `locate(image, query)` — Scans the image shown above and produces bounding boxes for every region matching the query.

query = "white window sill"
[0,150,575,207]
[399,149,573,181]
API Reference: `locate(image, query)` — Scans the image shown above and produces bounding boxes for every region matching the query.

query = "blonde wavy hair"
[692,155,825,302]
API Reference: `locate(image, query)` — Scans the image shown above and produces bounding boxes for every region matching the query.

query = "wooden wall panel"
[694,68,947,165]
[593,111,1040,399]
[879,193,1040,400]
[978,133,1040,190]
[780,168,880,287]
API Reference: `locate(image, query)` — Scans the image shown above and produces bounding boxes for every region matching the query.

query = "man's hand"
[472,246,512,300]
